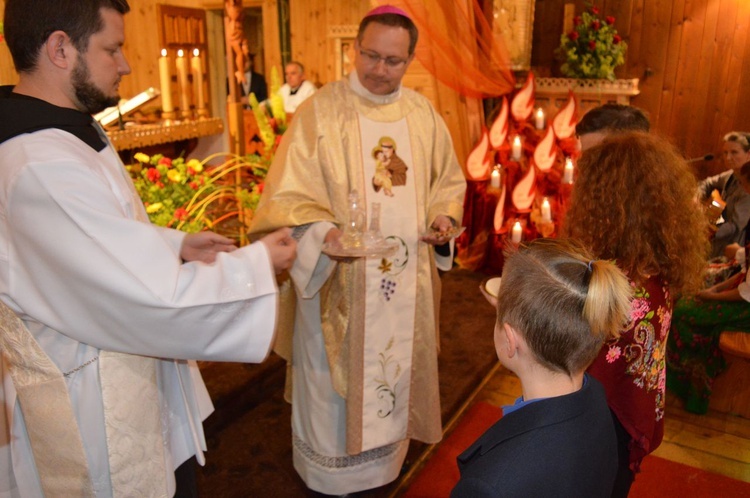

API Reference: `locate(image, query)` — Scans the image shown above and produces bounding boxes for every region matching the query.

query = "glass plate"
[322,240,399,259]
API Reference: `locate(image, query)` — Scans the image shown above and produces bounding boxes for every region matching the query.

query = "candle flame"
[533,128,557,172]
[512,164,537,210]
[511,71,535,122]
[177,49,184,57]
[493,184,507,232]
[489,97,509,150]
[193,48,200,57]
[161,48,167,57]
[466,128,491,180]
[552,91,578,139]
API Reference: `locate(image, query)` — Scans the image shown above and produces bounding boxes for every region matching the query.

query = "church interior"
[1,0,750,496]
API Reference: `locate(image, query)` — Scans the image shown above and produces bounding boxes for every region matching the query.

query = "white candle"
[563,157,574,184]
[191,48,205,111]
[511,221,522,243]
[490,166,501,189]
[511,136,522,161]
[541,197,552,223]
[535,108,545,130]
[158,49,173,114]
[175,49,191,114]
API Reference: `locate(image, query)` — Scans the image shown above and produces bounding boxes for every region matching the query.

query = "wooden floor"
[471,363,750,484]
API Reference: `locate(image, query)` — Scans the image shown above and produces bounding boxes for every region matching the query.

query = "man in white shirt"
[0,1,296,496]
[278,61,317,114]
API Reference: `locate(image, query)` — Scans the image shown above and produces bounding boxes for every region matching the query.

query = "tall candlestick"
[511,221,523,243]
[511,136,522,161]
[535,108,545,130]
[563,157,574,184]
[541,197,552,222]
[175,49,191,117]
[191,48,206,115]
[490,166,501,189]
[158,49,174,115]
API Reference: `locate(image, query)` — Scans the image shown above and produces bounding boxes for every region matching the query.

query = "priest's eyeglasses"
[358,48,409,69]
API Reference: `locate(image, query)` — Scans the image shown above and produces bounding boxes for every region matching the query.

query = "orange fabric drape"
[380,0,516,99]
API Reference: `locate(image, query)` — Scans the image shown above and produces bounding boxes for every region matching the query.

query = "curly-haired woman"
[563,132,708,497]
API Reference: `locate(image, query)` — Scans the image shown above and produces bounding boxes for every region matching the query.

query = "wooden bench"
[709,331,750,418]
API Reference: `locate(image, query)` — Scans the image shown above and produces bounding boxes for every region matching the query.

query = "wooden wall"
[532,0,750,179]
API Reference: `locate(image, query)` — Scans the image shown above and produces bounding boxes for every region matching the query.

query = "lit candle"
[190,48,205,112]
[535,108,545,130]
[541,197,552,223]
[158,49,173,114]
[511,221,523,243]
[490,166,501,189]
[511,136,522,161]
[563,157,575,184]
[175,49,191,115]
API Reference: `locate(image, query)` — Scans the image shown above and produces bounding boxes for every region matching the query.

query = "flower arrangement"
[555,2,627,80]
[128,152,268,243]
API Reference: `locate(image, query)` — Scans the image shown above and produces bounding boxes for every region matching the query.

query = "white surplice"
[0,128,279,498]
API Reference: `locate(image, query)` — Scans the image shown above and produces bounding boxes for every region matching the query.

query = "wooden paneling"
[0,0,18,86]
[531,0,750,179]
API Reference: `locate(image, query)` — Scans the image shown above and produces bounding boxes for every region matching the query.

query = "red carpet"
[404,401,750,498]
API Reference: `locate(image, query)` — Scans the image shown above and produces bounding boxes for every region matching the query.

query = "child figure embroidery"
[372,147,394,197]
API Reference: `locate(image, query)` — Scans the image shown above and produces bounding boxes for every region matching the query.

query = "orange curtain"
[380,0,516,99]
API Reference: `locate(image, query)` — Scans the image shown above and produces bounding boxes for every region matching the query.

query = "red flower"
[613,34,622,44]
[187,167,195,176]
[189,181,199,190]
[568,31,580,41]
[174,208,188,221]
[573,15,582,26]
[146,168,161,182]
[588,40,597,50]
[158,157,172,168]
[592,20,601,30]
[591,6,600,15]
[257,183,265,194]
[156,181,165,189]
[606,16,616,25]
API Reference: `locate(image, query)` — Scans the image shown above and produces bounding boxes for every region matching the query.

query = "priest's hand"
[261,227,297,274]
[181,232,238,263]
[421,215,454,245]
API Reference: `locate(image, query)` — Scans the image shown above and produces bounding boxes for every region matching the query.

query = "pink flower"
[629,297,650,323]
[146,168,161,182]
[606,346,622,363]
[588,40,597,51]
[592,20,601,30]
[606,16,616,25]
[568,31,580,41]
[613,34,622,44]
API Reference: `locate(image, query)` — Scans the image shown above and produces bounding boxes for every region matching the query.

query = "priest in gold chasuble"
[249,6,466,495]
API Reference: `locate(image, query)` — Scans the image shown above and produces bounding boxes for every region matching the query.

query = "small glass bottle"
[363,202,384,247]
[340,189,366,248]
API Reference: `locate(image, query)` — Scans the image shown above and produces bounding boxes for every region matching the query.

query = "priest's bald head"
[4,0,132,114]
[354,5,417,96]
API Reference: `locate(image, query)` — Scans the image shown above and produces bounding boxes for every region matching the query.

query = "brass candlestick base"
[161,110,177,121]
[196,107,210,118]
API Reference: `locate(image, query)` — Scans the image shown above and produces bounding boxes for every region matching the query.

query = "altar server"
[0,1,296,496]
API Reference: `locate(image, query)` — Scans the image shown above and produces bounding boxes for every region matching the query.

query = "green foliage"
[554,2,627,80]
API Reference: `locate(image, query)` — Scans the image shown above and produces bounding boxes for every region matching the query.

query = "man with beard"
[0,1,296,496]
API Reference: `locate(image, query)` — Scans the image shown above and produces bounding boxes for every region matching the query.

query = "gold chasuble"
[250,73,465,456]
